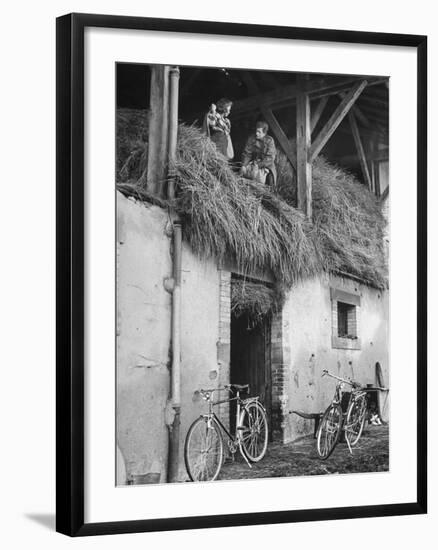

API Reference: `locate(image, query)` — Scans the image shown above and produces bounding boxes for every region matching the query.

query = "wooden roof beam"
[337,124,388,143]
[309,80,368,162]
[262,108,297,169]
[359,94,389,107]
[232,82,298,116]
[348,111,373,190]
[339,91,370,128]
[310,96,329,133]
[231,76,385,118]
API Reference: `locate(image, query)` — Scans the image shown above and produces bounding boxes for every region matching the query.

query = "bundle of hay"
[117,109,388,297]
[231,278,288,323]
[231,280,278,322]
[173,124,321,287]
[272,145,387,288]
[312,158,387,288]
[117,109,149,181]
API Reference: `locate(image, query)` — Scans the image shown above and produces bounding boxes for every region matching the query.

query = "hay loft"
[117,108,388,299]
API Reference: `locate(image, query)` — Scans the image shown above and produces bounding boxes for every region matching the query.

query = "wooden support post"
[309,80,368,162]
[310,96,328,133]
[368,137,376,194]
[144,65,170,197]
[348,111,373,190]
[374,151,382,198]
[296,80,312,219]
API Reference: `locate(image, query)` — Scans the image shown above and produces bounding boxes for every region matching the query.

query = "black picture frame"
[56,12,427,537]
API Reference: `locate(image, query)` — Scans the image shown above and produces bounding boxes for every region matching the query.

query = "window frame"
[330,287,361,350]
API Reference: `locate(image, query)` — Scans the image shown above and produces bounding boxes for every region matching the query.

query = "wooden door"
[230,312,272,437]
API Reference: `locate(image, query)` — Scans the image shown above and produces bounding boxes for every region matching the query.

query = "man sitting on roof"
[240,121,277,186]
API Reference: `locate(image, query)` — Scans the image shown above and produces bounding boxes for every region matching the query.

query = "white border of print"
[84,27,417,524]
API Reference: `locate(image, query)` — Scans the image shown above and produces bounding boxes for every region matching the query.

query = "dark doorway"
[230,310,272,440]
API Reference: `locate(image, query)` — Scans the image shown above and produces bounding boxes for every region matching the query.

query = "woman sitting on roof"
[202,98,234,160]
[240,120,277,186]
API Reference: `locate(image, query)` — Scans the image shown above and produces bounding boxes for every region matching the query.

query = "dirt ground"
[218,424,389,480]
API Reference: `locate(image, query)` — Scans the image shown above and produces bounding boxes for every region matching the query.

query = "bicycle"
[316,370,370,459]
[184,384,269,482]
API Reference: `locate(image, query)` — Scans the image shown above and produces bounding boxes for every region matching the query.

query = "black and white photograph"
[0,0,433,546]
[115,64,390,485]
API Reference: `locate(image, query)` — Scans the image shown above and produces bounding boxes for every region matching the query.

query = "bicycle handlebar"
[321,370,389,392]
[321,369,359,388]
[198,384,250,401]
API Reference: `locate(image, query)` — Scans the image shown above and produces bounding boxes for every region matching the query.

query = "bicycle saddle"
[227,383,249,392]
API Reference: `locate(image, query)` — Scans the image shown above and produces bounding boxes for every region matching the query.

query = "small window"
[330,288,361,350]
[337,302,357,339]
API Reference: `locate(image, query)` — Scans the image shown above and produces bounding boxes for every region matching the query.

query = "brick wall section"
[217,270,231,430]
[270,307,290,442]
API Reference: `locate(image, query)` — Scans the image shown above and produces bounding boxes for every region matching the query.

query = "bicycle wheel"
[239,400,268,462]
[184,416,224,482]
[316,404,343,460]
[345,394,367,447]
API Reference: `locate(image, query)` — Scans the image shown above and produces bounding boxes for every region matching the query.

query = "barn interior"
[117,63,389,196]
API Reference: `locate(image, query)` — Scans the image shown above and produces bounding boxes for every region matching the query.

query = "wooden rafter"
[241,72,296,169]
[310,97,328,133]
[261,108,297,169]
[359,94,389,108]
[309,80,368,162]
[338,91,370,128]
[231,76,385,118]
[348,112,373,190]
[360,102,389,116]
[232,82,297,116]
[338,124,388,143]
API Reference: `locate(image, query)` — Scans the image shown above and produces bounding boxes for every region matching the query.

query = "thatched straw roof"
[117,109,388,298]
[173,125,322,288]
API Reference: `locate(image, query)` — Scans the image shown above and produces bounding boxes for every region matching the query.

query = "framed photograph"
[56,13,427,536]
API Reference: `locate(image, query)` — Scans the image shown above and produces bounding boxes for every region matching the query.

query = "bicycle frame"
[322,370,368,454]
[198,386,260,468]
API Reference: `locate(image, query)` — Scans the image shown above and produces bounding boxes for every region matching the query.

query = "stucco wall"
[116,192,390,478]
[282,273,389,442]
[117,193,172,483]
[116,192,222,483]
[178,245,221,480]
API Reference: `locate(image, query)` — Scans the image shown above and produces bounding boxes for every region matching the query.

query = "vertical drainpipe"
[167,66,181,483]
[167,67,180,201]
